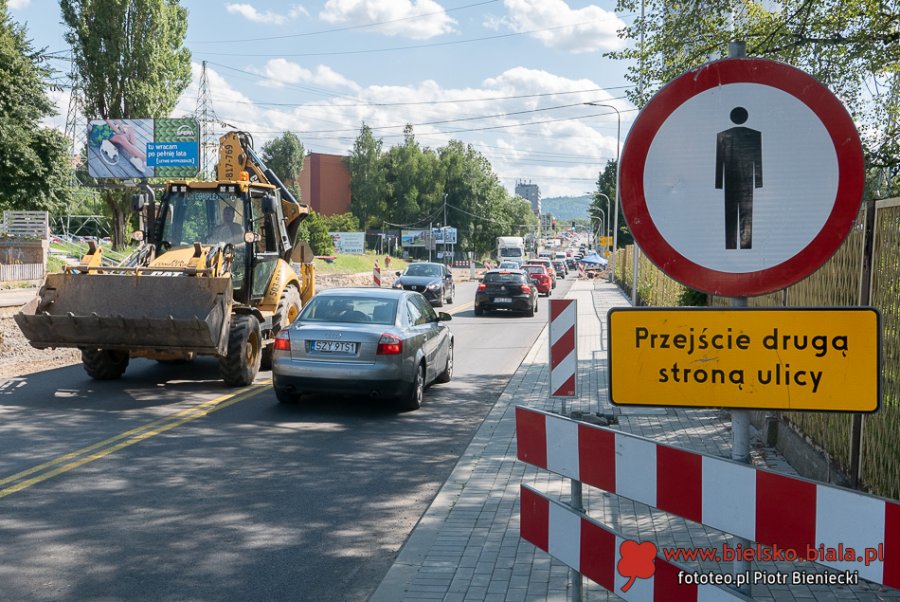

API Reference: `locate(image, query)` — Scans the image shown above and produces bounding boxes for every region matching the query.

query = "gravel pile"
[0,311,81,380]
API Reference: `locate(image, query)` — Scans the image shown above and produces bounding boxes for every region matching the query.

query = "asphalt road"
[0,276,576,601]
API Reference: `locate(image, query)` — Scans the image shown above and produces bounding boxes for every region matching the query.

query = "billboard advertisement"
[432,227,457,244]
[401,229,430,248]
[87,118,199,179]
[329,231,365,254]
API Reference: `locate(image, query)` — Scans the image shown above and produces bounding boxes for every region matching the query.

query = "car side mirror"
[437,312,452,321]
[395,271,401,277]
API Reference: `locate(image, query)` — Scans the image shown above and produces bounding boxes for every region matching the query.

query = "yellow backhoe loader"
[16,131,315,386]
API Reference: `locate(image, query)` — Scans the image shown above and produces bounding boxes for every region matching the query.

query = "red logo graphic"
[617,539,658,592]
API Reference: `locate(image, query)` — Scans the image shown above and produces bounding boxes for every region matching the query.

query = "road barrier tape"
[516,406,900,588]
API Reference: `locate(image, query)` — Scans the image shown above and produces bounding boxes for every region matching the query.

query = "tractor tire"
[82,349,129,380]
[219,315,262,387]
[261,285,302,370]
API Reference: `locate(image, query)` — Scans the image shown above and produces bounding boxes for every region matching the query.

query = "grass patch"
[314,252,409,275]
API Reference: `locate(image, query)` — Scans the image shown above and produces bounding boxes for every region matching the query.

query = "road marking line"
[449,301,473,314]
[0,380,271,499]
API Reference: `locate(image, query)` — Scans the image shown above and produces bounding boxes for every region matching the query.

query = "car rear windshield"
[404,264,442,277]
[299,297,398,324]
[484,272,526,284]
[523,266,545,274]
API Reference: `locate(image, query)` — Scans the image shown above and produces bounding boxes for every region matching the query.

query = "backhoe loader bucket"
[15,273,233,356]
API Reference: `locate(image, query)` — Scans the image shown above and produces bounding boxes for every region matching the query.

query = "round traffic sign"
[619,58,864,297]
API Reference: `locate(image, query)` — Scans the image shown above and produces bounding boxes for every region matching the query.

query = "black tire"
[474,304,484,316]
[81,349,129,380]
[525,303,534,318]
[219,315,262,386]
[534,299,539,313]
[446,286,454,304]
[261,285,302,370]
[435,342,453,384]
[434,294,444,308]
[400,363,425,411]
[275,387,300,404]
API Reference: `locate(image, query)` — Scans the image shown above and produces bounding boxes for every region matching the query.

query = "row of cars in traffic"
[270,246,585,412]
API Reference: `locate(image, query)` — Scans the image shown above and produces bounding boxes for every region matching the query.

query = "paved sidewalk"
[370,279,897,602]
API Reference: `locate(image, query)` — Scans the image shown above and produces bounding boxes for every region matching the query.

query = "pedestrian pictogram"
[715,106,763,250]
[619,58,864,296]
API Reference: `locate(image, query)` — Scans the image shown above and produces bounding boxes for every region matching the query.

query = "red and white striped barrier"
[549,299,576,397]
[516,406,900,588]
[373,260,381,287]
[521,485,750,601]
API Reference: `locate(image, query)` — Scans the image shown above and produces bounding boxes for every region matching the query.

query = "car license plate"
[311,340,357,353]
[494,297,512,303]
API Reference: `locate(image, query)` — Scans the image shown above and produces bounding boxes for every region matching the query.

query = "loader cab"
[156,183,289,305]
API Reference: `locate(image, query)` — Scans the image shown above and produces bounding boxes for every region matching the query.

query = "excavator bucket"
[15,273,233,356]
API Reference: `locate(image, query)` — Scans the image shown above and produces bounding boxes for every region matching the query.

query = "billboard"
[87,118,199,179]
[432,227,458,244]
[329,231,365,254]
[401,229,430,248]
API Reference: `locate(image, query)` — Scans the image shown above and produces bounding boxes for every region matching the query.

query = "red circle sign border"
[619,58,865,297]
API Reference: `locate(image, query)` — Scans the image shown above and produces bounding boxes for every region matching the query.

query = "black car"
[393,262,455,307]
[474,270,538,317]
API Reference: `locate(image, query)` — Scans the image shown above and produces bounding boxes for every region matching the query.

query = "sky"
[11,0,639,199]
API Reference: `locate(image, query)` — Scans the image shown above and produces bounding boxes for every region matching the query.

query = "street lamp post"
[594,192,611,251]
[584,101,621,283]
[591,211,605,254]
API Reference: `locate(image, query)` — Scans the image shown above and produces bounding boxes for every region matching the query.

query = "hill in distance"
[541,195,591,221]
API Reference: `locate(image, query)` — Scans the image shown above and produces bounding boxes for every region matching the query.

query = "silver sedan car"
[271,287,454,410]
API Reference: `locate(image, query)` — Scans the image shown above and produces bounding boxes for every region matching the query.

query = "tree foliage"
[590,159,632,247]
[345,124,387,231]
[322,212,359,233]
[610,0,900,197]
[60,0,191,247]
[345,125,537,257]
[261,131,304,201]
[0,2,74,212]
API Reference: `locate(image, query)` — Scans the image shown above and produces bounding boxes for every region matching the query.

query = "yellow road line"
[0,380,271,499]
[449,301,473,314]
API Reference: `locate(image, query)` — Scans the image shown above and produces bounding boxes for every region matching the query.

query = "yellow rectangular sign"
[598,236,613,247]
[608,308,880,412]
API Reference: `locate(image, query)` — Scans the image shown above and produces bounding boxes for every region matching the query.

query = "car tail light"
[520,284,531,293]
[274,330,291,351]
[477,283,486,291]
[377,333,403,355]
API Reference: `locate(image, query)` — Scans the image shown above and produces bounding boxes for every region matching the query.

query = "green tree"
[297,211,333,255]
[346,124,387,230]
[0,2,74,212]
[610,0,900,196]
[591,159,631,247]
[61,0,191,248]
[322,212,359,233]
[261,131,305,201]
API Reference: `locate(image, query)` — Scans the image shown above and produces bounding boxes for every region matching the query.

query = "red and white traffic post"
[373,260,381,287]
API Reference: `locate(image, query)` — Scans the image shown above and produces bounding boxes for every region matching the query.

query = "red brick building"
[298,153,351,216]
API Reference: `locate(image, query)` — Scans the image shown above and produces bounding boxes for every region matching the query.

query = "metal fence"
[614,197,900,499]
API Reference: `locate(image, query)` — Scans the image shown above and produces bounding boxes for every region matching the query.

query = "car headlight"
[392,281,403,289]
[426,282,441,290]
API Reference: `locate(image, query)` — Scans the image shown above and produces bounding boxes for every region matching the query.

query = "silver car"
[271,287,454,410]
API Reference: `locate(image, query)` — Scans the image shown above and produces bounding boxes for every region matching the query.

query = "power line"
[189,0,500,44]
[197,20,613,58]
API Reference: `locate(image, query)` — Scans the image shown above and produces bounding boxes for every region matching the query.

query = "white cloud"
[176,64,629,197]
[253,58,361,92]
[319,0,456,40]
[9,0,31,9]
[491,0,626,54]
[225,3,289,25]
